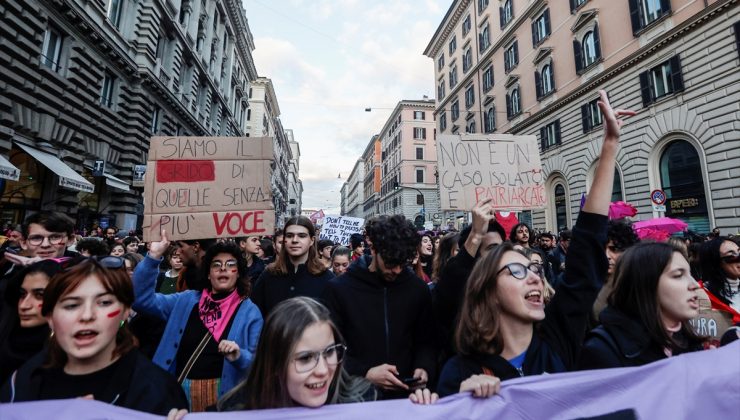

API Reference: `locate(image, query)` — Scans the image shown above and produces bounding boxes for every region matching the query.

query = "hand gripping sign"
[436,134,547,211]
[142,136,275,242]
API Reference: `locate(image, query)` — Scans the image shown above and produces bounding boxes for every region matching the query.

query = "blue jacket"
[132,255,263,397]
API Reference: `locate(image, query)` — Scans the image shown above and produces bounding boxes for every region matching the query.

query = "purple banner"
[2,342,738,419]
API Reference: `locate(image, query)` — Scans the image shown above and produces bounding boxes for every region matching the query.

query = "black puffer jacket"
[579,306,705,369]
[0,349,188,415]
[322,255,437,387]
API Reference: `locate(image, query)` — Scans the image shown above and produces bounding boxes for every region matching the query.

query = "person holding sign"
[436,90,635,397]
[251,216,334,317]
[132,232,263,412]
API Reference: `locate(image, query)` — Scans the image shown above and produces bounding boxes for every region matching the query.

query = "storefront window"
[0,149,45,224]
[659,140,709,233]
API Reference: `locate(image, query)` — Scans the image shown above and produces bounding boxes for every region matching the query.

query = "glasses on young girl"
[292,343,346,373]
[496,262,543,279]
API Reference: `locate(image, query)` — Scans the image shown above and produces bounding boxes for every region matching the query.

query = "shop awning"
[17,144,94,193]
[0,154,20,181]
[104,173,130,191]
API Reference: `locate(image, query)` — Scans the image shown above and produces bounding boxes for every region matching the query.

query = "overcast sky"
[243,0,448,214]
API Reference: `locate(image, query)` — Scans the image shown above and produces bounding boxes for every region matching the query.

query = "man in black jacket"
[322,215,437,399]
[433,199,506,359]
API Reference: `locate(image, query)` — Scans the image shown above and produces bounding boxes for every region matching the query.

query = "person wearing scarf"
[132,232,263,412]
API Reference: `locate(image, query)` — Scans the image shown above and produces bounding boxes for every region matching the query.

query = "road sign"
[650,189,666,205]
[652,204,666,212]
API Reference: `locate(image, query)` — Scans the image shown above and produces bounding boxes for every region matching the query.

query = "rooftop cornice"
[423,0,469,58]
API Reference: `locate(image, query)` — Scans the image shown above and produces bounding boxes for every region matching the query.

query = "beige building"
[362,135,382,219]
[377,99,441,228]
[425,0,739,234]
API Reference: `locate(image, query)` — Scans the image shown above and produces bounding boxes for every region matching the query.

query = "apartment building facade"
[425,0,739,234]
[361,135,382,219]
[377,99,441,229]
[343,159,365,218]
[246,77,291,225]
[286,130,303,218]
[0,0,260,231]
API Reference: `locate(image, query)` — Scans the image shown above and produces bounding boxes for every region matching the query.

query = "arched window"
[484,106,496,133]
[511,87,521,115]
[541,63,553,95]
[659,140,709,233]
[554,183,568,232]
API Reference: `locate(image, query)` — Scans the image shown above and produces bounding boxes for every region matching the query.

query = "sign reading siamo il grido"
[142,136,275,242]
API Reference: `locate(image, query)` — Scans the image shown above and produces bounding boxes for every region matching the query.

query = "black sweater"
[322,255,437,390]
[251,261,334,317]
[437,211,607,397]
[1,349,188,415]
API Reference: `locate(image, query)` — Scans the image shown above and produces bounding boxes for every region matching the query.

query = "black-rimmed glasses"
[496,262,543,279]
[26,233,67,246]
[293,343,346,373]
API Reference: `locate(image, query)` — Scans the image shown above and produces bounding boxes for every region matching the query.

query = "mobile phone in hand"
[396,375,421,386]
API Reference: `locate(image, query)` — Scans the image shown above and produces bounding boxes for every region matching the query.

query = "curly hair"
[201,241,252,297]
[364,215,420,267]
[606,219,640,251]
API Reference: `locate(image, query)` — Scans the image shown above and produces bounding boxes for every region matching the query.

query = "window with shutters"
[439,112,447,131]
[463,47,473,73]
[478,0,489,15]
[581,98,603,133]
[416,147,424,160]
[500,0,514,29]
[414,127,427,140]
[449,65,458,89]
[639,56,684,106]
[451,100,460,121]
[466,119,476,134]
[438,79,446,100]
[437,54,445,71]
[504,41,519,73]
[449,36,457,55]
[416,168,425,183]
[479,25,491,52]
[540,120,561,151]
[414,111,426,120]
[570,0,588,13]
[463,14,472,36]
[535,62,554,100]
[506,86,521,120]
[628,0,672,34]
[573,24,601,73]
[465,84,475,109]
[483,65,494,92]
[532,9,551,47]
[484,106,496,133]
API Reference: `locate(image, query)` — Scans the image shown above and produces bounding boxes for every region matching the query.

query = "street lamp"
[393,181,425,227]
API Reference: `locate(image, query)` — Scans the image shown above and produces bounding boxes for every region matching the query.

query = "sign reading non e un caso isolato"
[142,136,275,242]
[436,134,547,211]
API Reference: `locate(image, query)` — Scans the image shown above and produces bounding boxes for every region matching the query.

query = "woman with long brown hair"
[251,216,334,317]
[436,90,634,397]
[0,258,187,414]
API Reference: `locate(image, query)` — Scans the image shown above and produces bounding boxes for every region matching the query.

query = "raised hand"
[597,90,636,141]
[148,229,170,260]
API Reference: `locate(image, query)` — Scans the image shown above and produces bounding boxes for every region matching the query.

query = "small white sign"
[652,204,666,212]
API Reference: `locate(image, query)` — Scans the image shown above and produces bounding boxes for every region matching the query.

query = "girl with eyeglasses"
[211,297,375,413]
[698,237,740,323]
[436,91,635,397]
[132,232,263,412]
[0,258,188,415]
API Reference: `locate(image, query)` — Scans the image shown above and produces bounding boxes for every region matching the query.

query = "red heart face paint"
[107,309,122,318]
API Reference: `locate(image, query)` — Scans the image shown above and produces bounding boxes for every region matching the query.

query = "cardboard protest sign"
[436,134,546,211]
[319,215,364,246]
[689,288,734,346]
[143,136,274,242]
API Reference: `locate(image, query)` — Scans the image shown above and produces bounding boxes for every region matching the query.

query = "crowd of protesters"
[0,91,738,417]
